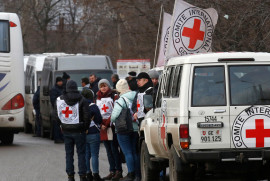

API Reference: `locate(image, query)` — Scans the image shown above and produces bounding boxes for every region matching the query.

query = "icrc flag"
[156,12,172,67]
[166,0,218,58]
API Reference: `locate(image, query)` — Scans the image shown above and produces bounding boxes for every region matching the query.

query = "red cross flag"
[166,0,218,58]
[156,12,172,67]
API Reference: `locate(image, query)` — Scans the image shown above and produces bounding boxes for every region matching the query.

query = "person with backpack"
[54,80,89,181]
[111,79,140,181]
[81,89,103,181]
[96,79,123,181]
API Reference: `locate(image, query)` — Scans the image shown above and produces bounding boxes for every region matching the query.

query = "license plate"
[200,130,222,143]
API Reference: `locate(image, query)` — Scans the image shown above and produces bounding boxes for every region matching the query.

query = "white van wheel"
[169,147,191,181]
[140,140,159,181]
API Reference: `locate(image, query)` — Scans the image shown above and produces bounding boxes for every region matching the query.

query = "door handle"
[214,109,226,113]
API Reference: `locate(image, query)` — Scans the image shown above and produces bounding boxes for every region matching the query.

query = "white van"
[24,54,46,133]
[40,54,114,138]
[141,52,270,180]
[0,13,24,144]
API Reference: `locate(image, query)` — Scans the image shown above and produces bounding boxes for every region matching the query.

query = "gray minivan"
[40,54,114,138]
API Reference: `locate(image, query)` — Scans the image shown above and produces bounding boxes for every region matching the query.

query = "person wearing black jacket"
[126,71,138,91]
[89,74,100,97]
[32,84,41,137]
[81,89,103,181]
[54,80,90,181]
[132,72,153,126]
[50,77,64,143]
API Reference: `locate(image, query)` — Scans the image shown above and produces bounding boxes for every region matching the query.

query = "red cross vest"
[56,97,79,124]
[96,97,114,119]
[137,87,152,119]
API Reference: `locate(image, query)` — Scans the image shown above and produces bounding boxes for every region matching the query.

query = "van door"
[229,64,270,149]
[189,64,230,149]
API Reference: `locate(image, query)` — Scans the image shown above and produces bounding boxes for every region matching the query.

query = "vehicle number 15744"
[200,130,222,143]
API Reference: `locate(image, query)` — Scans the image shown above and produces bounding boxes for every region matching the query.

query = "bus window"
[0,20,9,52]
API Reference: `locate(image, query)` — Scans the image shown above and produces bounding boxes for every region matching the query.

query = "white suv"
[140,52,270,181]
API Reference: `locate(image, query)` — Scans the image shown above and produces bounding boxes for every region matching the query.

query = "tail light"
[10,21,17,27]
[180,124,189,149]
[2,94,24,110]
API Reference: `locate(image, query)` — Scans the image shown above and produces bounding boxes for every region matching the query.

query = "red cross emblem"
[182,18,205,49]
[246,119,270,147]
[102,104,109,113]
[62,107,73,118]
[161,114,167,151]
[137,100,140,112]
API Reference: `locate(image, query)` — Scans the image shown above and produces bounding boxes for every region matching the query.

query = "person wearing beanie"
[81,89,103,181]
[96,79,123,180]
[111,79,140,181]
[131,72,153,125]
[50,76,64,143]
[148,70,160,102]
[54,80,90,181]
[62,72,71,93]
[126,71,138,91]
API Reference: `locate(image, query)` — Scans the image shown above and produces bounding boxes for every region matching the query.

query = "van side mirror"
[43,86,49,96]
[144,95,153,110]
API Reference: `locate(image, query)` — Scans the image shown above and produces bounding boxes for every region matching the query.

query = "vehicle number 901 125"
[200,130,222,143]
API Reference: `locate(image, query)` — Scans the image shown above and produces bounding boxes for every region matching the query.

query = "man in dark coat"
[111,74,119,90]
[132,72,153,125]
[32,82,41,137]
[62,72,71,93]
[50,77,64,143]
[89,74,100,98]
[54,80,90,181]
[126,71,138,91]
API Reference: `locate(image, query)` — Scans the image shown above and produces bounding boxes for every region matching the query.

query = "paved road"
[0,133,267,181]
[0,133,127,181]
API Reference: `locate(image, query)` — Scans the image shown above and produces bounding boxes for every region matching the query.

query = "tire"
[1,133,14,145]
[140,140,159,181]
[169,147,192,181]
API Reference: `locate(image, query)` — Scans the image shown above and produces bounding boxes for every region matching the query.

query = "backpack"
[115,97,133,134]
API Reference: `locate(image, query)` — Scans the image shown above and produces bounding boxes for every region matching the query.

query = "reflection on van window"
[0,21,9,52]
[192,66,226,106]
[229,65,270,105]
[55,70,112,92]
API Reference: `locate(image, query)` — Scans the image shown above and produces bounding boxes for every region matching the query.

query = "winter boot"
[80,175,87,181]
[87,172,93,181]
[111,171,123,181]
[68,175,75,181]
[102,172,115,180]
[120,172,135,181]
[93,173,104,181]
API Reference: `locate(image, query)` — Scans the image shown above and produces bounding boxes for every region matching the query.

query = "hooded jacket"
[54,80,89,133]
[111,91,138,132]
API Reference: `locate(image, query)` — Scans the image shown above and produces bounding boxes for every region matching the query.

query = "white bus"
[0,13,24,144]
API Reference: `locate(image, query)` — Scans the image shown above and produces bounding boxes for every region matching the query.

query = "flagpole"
[153,4,163,68]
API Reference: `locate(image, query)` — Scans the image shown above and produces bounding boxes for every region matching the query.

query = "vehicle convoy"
[140,52,270,181]
[0,13,24,144]
[40,54,114,138]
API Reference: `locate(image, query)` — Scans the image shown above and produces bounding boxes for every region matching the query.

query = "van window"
[229,65,270,105]
[192,66,226,106]
[0,21,9,52]
[172,66,182,97]
[164,66,175,97]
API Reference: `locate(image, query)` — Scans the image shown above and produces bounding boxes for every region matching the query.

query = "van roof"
[28,54,47,71]
[56,55,112,70]
[167,52,270,66]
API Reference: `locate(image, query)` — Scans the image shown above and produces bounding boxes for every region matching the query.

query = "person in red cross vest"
[96,79,123,181]
[54,80,90,181]
[131,72,153,125]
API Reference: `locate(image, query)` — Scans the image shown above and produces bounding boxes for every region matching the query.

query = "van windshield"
[55,70,113,91]
[229,65,270,105]
[0,20,9,52]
